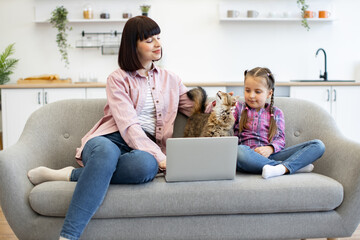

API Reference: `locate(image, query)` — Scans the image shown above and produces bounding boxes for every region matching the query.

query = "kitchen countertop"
[0,81,360,89]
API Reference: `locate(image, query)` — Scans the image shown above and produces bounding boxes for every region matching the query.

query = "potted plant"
[49,6,72,68]
[297,0,310,31]
[0,43,19,85]
[140,5,151,16]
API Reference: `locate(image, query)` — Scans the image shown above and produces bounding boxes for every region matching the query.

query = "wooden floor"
[0,207,17,240]
[0,206,359,239]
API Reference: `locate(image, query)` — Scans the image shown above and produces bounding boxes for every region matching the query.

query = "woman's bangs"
[138,22,161,40]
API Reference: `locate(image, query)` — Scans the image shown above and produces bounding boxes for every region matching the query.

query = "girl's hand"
[207,91,234,109]
[254,146,274,158]
[159,159,166,170]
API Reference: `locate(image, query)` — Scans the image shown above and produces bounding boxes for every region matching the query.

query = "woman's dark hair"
[118,16,161,71]
[239,67,277,142]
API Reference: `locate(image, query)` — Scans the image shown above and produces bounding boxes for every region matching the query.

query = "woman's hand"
[254,146,274,158]
[159,159,166,170]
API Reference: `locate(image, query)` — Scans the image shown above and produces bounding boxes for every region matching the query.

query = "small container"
[78,72,88,82]
[122,12,132,19]
[100,10,110,19]
[100,13,110,19]
[83,5,94,19]
[76,36,101,48]
[89,73,98,82]
[101,44,119,55]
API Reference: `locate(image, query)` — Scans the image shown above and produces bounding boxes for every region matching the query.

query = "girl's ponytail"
[239,107,249,132]
[268,89,277,142]
[239,70,249,132]
[264,68,278,142]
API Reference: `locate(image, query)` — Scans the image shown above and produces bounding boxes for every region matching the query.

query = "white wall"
[0,0,359,84]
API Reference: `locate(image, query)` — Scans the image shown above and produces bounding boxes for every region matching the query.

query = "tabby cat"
[184,87,238,137]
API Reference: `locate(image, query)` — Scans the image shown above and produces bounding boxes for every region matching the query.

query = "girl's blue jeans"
[60,132,158,240]
[236,139,325,174]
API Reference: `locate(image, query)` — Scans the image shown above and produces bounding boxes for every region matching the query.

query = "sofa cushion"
[29,172,343,218]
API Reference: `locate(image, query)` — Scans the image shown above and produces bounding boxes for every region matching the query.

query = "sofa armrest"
[274,97,360,234]
[0,142,41,237]
[318,134,360,233]
[0,99,106,238]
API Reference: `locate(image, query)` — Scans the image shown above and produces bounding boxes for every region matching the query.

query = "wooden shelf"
[35,18,128,23]
[219,18,335,22]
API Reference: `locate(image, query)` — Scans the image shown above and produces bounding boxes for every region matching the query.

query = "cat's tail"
[187,86,208,114]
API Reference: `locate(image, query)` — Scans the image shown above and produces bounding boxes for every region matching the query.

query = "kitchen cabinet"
[1,88,86,148]
[290,86,360,143]
[86,87,107,99]
[2,83,359,148]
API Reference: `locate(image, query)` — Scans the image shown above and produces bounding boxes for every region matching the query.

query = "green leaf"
[0,43,15,64]
[49,6,71,68]
[0,43,19,84]
[297,0,310,31]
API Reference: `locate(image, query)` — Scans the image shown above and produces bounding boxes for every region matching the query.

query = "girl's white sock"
[27,166,75,185]
[59,237,70,240]
[297,164,314,173]
[262,164,286,179]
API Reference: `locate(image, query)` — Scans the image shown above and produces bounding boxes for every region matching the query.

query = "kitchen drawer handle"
[37,92,41,104]
[44,92,48,104]
[326,89,330,102]
[333,89,337,102]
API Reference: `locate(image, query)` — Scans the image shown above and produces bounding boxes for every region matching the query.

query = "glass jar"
[83,5,94,19]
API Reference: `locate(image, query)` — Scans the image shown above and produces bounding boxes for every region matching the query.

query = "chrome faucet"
[315,48,328,81]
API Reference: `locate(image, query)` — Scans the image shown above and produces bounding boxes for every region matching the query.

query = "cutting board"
[17,78,72,84]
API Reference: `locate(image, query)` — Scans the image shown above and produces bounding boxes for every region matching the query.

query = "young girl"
[27,16,194,240]
[234,67,325,179]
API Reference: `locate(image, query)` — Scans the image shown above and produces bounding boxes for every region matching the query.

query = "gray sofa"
[0,98,360,240]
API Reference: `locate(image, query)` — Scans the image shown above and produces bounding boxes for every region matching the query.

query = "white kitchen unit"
[86,88,107,99]
[1,88,86,148]
[290,86,360,143]
[2,82,359,149]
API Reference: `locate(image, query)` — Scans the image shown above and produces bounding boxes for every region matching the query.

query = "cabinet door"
[1,88,43,148]
[1,88,86,149]
[86,88,107,99]
[44,88,86,104]
[332,86,360,143]
[290,86,332,114]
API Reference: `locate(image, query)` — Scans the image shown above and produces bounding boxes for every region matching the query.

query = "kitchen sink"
[290,80,355,82]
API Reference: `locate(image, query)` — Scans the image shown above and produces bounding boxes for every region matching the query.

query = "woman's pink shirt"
[75,66,193,166]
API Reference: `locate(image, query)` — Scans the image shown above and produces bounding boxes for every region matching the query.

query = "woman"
[28,16,194,240]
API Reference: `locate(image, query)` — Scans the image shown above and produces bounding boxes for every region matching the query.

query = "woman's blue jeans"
[237,139,325,174]
[60,132,158,240]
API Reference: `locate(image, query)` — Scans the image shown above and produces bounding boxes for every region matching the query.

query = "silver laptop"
[165,137,238,182]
